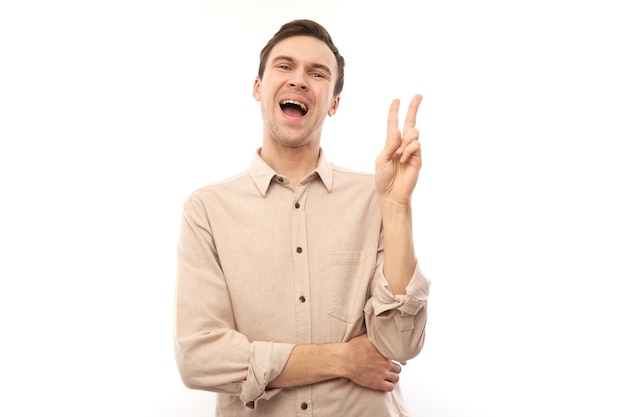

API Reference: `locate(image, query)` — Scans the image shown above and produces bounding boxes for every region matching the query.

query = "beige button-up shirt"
[174,150,430,417]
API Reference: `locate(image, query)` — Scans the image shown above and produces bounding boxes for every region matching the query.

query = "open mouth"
[279,99,308,117]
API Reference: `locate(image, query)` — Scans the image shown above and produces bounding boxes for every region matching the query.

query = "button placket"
[292,185,311,346]
[291,184,313,416]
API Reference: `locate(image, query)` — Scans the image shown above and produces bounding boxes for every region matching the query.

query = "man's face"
[253,35,340,148]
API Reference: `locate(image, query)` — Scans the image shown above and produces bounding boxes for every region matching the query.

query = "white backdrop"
[1,0,625,416]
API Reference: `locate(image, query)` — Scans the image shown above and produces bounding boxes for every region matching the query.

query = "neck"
[260,141,320,186]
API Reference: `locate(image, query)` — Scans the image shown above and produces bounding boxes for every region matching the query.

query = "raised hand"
[375,94,423,207]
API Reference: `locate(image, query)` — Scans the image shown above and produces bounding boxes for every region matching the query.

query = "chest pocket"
[325,251,373,323]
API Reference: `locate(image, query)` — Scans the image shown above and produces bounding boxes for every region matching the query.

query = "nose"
[288,69,308,90]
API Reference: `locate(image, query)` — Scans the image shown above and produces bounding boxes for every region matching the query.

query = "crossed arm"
[267,334,403,391]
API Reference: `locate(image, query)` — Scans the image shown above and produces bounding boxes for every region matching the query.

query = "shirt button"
[296,247,303,253]
[300,402,308,410]
[299,296,306,303]
[295,202,300,209]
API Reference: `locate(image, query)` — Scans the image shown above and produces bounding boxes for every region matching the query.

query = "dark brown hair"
[257,19,345,97]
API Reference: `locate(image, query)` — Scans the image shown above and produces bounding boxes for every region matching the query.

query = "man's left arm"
[366,94,430,361]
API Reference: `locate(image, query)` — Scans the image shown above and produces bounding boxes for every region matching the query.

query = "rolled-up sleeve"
[241,341,294,408]
[364,262,430,362]
[174,193,294,405]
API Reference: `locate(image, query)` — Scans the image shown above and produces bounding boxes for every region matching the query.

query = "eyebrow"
[271,55,332,76]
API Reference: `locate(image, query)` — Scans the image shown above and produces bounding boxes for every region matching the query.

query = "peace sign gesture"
[375,94,423,207]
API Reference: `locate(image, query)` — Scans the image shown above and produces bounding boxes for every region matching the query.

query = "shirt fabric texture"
[174,149,430,417]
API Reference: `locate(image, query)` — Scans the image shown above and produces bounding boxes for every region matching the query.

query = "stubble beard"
[261,104,322,148]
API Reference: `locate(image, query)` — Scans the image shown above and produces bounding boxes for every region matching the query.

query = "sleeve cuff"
[240,341,295,408]
[369,262,430,317]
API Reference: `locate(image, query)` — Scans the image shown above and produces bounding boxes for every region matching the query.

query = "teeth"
[280,100,307,112]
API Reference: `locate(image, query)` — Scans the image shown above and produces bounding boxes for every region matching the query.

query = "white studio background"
[1,0,624,416]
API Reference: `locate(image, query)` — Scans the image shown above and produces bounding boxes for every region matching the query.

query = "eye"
[311,72,328,79]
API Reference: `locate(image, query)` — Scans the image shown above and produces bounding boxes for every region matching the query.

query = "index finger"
[386,98,401,141]
[403,94,423,136]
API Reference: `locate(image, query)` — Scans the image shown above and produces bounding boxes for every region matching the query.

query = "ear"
[253,77,261,101]
[327,95,340,117]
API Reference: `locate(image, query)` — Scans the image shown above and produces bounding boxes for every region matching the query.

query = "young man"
[174,19,430,416]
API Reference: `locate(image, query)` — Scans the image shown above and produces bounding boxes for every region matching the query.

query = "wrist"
[378,197,411,216]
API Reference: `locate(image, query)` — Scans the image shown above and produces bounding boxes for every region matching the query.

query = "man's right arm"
[268,334,401,392]
[175,194,401,400]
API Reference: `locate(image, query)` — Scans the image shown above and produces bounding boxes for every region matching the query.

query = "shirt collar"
[249,148,334,197]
